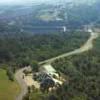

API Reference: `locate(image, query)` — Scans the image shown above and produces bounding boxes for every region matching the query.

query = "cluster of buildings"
[34,64,63,86]
[23,64,64,90]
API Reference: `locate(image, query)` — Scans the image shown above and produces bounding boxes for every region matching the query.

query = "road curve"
[15,29,98,100]
[15,67,28,100]
[39,29,98,65]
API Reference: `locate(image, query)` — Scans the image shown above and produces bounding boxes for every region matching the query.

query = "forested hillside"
[23,35,100,100]
[0,31,89,68]
[0,1,100,100]
[51,36,100,100]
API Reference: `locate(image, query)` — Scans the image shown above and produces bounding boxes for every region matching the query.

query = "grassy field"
[0,69,20,100]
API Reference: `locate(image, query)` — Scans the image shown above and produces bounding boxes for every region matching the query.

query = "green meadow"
[0,69,20,100]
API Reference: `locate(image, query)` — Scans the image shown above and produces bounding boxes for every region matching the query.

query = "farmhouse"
[40,64,59,78]
[38,64,63,85]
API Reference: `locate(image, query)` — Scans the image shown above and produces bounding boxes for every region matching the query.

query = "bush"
[6,68,14,81]
[31,61,39,72]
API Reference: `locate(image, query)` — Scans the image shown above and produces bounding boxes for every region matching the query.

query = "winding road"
[15,67,29,100]
[15,28,98,100]
[39,29,98,64]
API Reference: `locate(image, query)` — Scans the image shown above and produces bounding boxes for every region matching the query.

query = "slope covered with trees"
[0,31,89,68]
[51,35,100,100]
[25,34,100,100]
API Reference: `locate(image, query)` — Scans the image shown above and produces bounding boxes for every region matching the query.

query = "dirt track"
[15,29,98,100]
[15,67,28,100]
[39,29,98,65]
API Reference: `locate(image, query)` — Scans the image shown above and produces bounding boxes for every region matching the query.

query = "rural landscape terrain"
[0,0,100,100]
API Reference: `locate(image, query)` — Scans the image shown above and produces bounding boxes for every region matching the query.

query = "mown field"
[0,69,20,100]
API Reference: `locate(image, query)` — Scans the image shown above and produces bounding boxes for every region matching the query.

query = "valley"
[15,28,99,100]
[0,1,100,100]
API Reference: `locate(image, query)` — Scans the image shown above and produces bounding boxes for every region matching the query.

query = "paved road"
[15,28,98,100]
[39,29,98,65]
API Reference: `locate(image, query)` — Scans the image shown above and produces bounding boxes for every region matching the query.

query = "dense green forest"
[50,36,100,100]
[0,31,89,68]
[24,35,100,100]
[0,1,100,100]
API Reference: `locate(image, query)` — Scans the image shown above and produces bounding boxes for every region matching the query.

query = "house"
[40,64,59,78]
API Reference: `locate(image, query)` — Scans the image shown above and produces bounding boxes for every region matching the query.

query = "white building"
[40,64,59,78]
